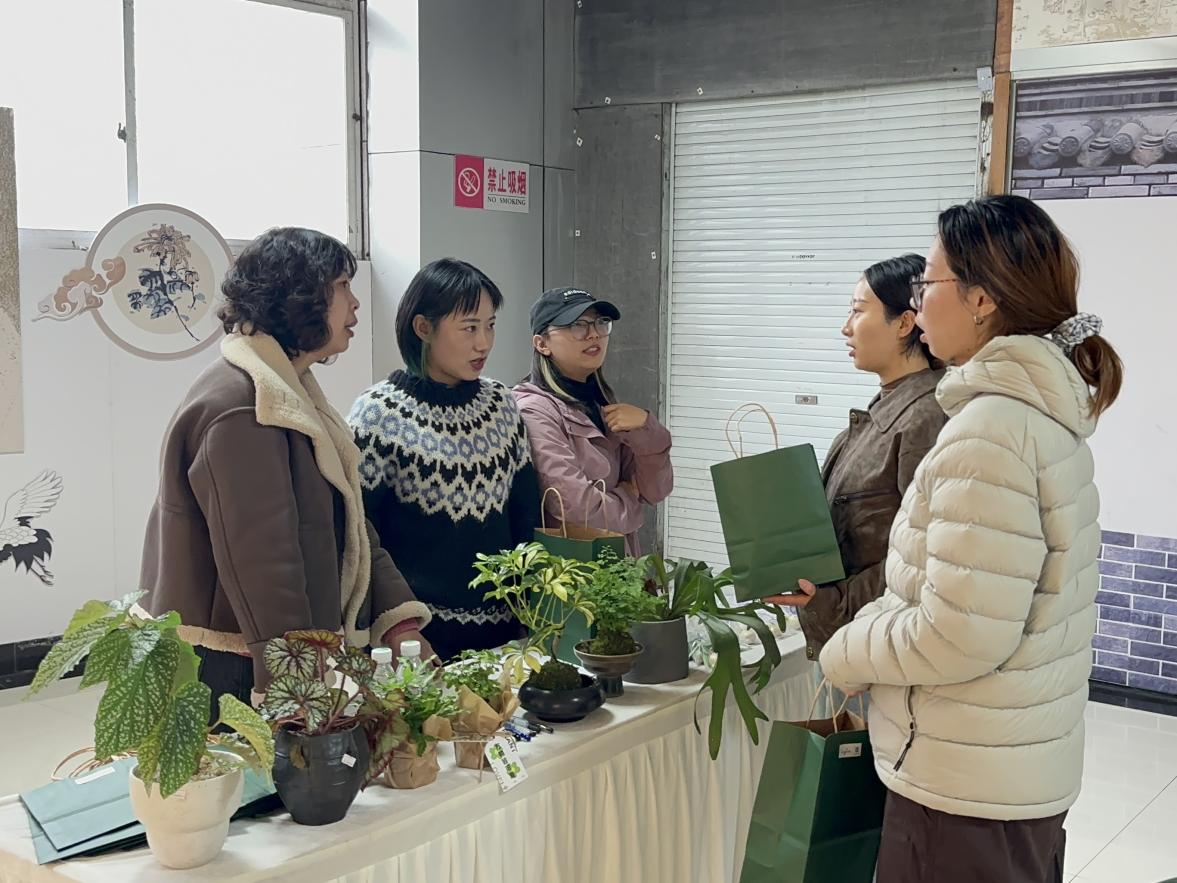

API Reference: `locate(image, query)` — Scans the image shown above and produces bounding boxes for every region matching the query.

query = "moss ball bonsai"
[572,549,663,696]
[582,549,662,655]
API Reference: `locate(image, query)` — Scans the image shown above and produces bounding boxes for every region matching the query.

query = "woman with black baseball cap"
[513,287,673,555]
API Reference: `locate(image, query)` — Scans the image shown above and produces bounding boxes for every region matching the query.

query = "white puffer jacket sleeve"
[821,410,1049,690]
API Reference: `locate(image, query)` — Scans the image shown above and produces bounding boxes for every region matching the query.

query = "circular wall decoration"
[35,203,232,360]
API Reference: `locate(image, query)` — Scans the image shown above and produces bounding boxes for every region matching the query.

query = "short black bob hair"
[395,258,504,376]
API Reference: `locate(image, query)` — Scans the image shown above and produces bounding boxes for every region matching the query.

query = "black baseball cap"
[529,287,621,335]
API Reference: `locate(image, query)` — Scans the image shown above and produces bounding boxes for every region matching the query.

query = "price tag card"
[483,736,528,793]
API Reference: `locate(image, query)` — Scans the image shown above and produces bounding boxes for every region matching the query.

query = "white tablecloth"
[0,634,813,883]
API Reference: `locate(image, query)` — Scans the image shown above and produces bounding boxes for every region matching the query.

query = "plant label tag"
[839,743,863,759]
[74,766,116,786]
[483,736,527,793]
[341,753,357,768]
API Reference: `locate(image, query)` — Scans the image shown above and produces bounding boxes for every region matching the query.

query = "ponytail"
[1072,334,1123,418]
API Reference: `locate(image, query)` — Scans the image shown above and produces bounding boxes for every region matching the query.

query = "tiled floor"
[1,683,1176,881]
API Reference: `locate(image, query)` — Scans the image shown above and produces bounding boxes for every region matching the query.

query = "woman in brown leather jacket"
[767,254,947,664]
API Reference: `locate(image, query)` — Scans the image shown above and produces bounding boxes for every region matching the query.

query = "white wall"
[1043,198,1177,539]
[0,251,374,645]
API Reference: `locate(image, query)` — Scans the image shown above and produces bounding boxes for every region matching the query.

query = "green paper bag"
[739,690,886,883]
[532,486,625,664]
[711,404,845,602]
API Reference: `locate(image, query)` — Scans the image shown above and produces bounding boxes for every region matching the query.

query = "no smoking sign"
[454,154,530,214]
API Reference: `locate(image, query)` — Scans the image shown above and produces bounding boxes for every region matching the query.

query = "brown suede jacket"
[797,368,946,659]
[139,333,430,688]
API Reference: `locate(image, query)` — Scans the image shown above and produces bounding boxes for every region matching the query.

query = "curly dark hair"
[219,227,357,356]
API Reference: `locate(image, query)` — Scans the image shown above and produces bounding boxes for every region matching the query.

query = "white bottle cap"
[400,640,421,659]
[372,647,393,665]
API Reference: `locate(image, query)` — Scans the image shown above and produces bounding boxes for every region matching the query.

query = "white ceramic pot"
[128,752,244,870]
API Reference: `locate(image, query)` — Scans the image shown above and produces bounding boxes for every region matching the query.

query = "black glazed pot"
[273,724,369,826]
[517,674,605,723]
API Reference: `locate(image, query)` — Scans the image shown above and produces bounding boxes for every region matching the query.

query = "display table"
[0,633,812,883]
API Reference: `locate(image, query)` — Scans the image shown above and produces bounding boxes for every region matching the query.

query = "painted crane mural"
[0,470,64,586]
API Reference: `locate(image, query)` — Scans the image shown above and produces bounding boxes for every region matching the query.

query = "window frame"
[16,0,366,256]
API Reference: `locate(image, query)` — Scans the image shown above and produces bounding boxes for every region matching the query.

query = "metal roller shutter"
[665,80,980,564]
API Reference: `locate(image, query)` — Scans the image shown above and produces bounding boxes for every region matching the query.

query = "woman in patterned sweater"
[348,259,540,661]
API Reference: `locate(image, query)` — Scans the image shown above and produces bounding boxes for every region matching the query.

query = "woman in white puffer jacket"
[820,195,1123,883]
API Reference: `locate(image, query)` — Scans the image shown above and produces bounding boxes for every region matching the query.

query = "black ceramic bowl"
[517,674,605,723]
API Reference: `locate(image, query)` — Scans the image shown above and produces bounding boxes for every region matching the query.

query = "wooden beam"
[987,0,1015,195]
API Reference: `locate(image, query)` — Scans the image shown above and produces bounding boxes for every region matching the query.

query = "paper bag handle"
[542,483,614,535]
[724,403,780,457]
[807,678,867,733]
[541,487,569,538]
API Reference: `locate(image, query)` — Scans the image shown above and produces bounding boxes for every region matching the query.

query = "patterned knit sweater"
[347,371,540,661]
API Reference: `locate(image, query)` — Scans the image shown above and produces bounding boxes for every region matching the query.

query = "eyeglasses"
[556,317,614,340]
[909,277,958,310]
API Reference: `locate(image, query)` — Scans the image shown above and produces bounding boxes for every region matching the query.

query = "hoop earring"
[973,315,984,326]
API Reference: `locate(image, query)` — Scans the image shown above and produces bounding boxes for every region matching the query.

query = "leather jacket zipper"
[833,489,893,505]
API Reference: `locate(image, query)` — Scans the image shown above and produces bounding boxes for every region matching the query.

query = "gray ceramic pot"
[625,617,690,685]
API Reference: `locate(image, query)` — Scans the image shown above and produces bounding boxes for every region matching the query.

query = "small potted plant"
[443,648,519,769]
[625,555,713,685]
[26,595,275,870]
[470,543,605,723]
[376,657,458,788]
[259,630,406,826]
[573,549,662,696]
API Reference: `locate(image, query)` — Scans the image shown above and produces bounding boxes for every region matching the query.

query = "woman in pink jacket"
[514,287,673,555]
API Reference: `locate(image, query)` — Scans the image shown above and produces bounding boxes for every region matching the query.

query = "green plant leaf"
[109,591,146,613]
[94,638,180,760]
[284,629,342,654]
[720,612,782,670]
[666,560,712,619]
[335,644,376,688]
[137,680,212,798]
[127,626,162,666]
[208,732,265,776]
[79,629,132,689]
[218,694,275,775]
[27,615,125,698]
[149,610,181,629]
[362,708,410,784]
[64,600,118,638]
[694,613,768,760]
[172,637,201,692]
[261,675,333,732]
[264,637,319,680]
